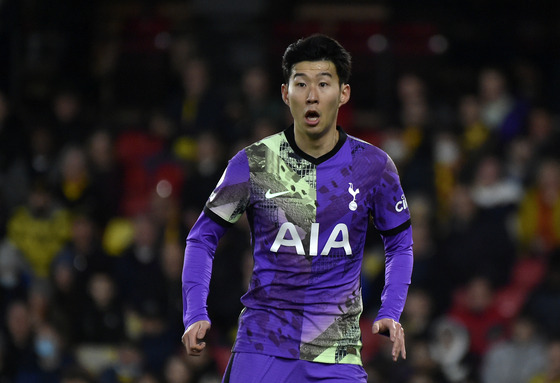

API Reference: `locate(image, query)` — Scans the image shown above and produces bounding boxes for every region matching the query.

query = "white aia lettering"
[270,222,351,256]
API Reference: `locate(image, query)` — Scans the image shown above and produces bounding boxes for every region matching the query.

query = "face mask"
[35,337,56,359]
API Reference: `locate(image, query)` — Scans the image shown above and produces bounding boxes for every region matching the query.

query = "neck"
[294,126,339,158]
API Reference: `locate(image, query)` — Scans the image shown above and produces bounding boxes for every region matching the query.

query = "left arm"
[373,225,414,361]
[369,154,414,361]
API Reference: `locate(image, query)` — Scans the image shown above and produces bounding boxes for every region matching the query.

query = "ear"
[339,84,351,106]
[281,84,289,106]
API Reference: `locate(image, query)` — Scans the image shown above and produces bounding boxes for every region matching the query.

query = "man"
[182,34,414,382]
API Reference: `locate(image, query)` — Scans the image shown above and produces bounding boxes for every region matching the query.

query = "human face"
[281,60,350,144]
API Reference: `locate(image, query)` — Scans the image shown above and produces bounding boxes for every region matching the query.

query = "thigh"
[223,352,367,383]
[222,352,278,383]
[303,361,368,383]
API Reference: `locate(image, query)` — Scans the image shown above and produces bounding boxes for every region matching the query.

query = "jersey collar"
[283,125,348,165]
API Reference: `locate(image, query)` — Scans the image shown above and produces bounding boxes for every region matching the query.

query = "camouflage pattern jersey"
[182,125,413,365]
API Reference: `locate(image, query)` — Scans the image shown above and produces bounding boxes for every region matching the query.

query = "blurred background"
[1,0,560,382]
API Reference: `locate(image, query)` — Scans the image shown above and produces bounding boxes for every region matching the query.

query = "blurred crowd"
[1,1,560,383]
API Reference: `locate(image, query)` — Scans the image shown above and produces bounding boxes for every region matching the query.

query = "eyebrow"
[293,72,333,79]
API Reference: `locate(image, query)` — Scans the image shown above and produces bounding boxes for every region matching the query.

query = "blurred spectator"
[504,136,535,187]
[529,339,560,383]
[53,212,114,295]
[114,114,183,217]
[49,212,115,345]
[428,317,471,383]
[77,272,126,344]
[86,129,123,227]
[14,321,76,383]
[502,107,559,191]
[114,214,166,313]
[436,184,515,296]
[525,107,560,162]
[447,276,510,366]
[516,159,560,255]
[480,314,546,383]
[49,254,83,346]
[166,57,228,139]
[407,195,437,293]
[227,64,285,140]
[168,33,198,79]
[524,250,560,338]
[27,278,53,327]
[478,68,515,131]
[51,145,95,213]
[135,299,178,377]
[391,73,436,197]
[470,155,522,210]
[98,341,144,383]
[6,179,72,279]
[49,86,92,147]
[458,94,492,159]
[114,125,165,216]
[400,288,435,341]
[149,189,183,247]
[163,354,194,383]
[433,131,462,220]
[1,300,35,380]
[0,239,30,320]
[180,131,227,217]
[389,336,445,383]
[23,123,58,180]
[405,339,445,383]
[478,67,529,145]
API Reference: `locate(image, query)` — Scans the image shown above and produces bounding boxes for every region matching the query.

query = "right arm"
[182,149,250,355]
[182,211,228,355]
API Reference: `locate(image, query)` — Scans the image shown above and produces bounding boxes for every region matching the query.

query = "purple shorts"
[222,352,368,383]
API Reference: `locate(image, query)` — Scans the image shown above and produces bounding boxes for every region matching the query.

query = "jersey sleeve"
[182,211,228,329]
[371,154,413,323]
[375,226,414,322]
[204,150,251,226]
[371,155,411,235]
[182,150,250,330]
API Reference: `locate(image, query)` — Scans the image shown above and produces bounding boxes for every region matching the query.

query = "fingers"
[187,339,206,356]
[182,321,210,356]
[391,323,406,362]
[372,318,406,362]
[371,319,390,337]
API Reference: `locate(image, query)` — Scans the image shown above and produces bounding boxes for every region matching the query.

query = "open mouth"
[305,110,320,125]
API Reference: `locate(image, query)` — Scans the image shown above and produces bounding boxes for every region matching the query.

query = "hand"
[182,320,211,356]
[372,318,406,362]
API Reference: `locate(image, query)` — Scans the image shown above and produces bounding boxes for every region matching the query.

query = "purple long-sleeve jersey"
[182,126,413,365]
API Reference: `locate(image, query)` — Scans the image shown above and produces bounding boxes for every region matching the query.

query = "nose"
[306,85,318,103]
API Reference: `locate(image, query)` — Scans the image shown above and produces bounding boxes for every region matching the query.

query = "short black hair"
[282,34,352,85]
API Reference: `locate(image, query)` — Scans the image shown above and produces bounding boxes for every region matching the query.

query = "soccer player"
[182,34,414,382]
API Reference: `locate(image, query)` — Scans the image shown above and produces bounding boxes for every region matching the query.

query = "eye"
[296,82,306,87]
[319,82,329,87]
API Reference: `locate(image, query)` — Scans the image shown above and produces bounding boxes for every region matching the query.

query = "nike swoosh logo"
[265,189,290,199]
